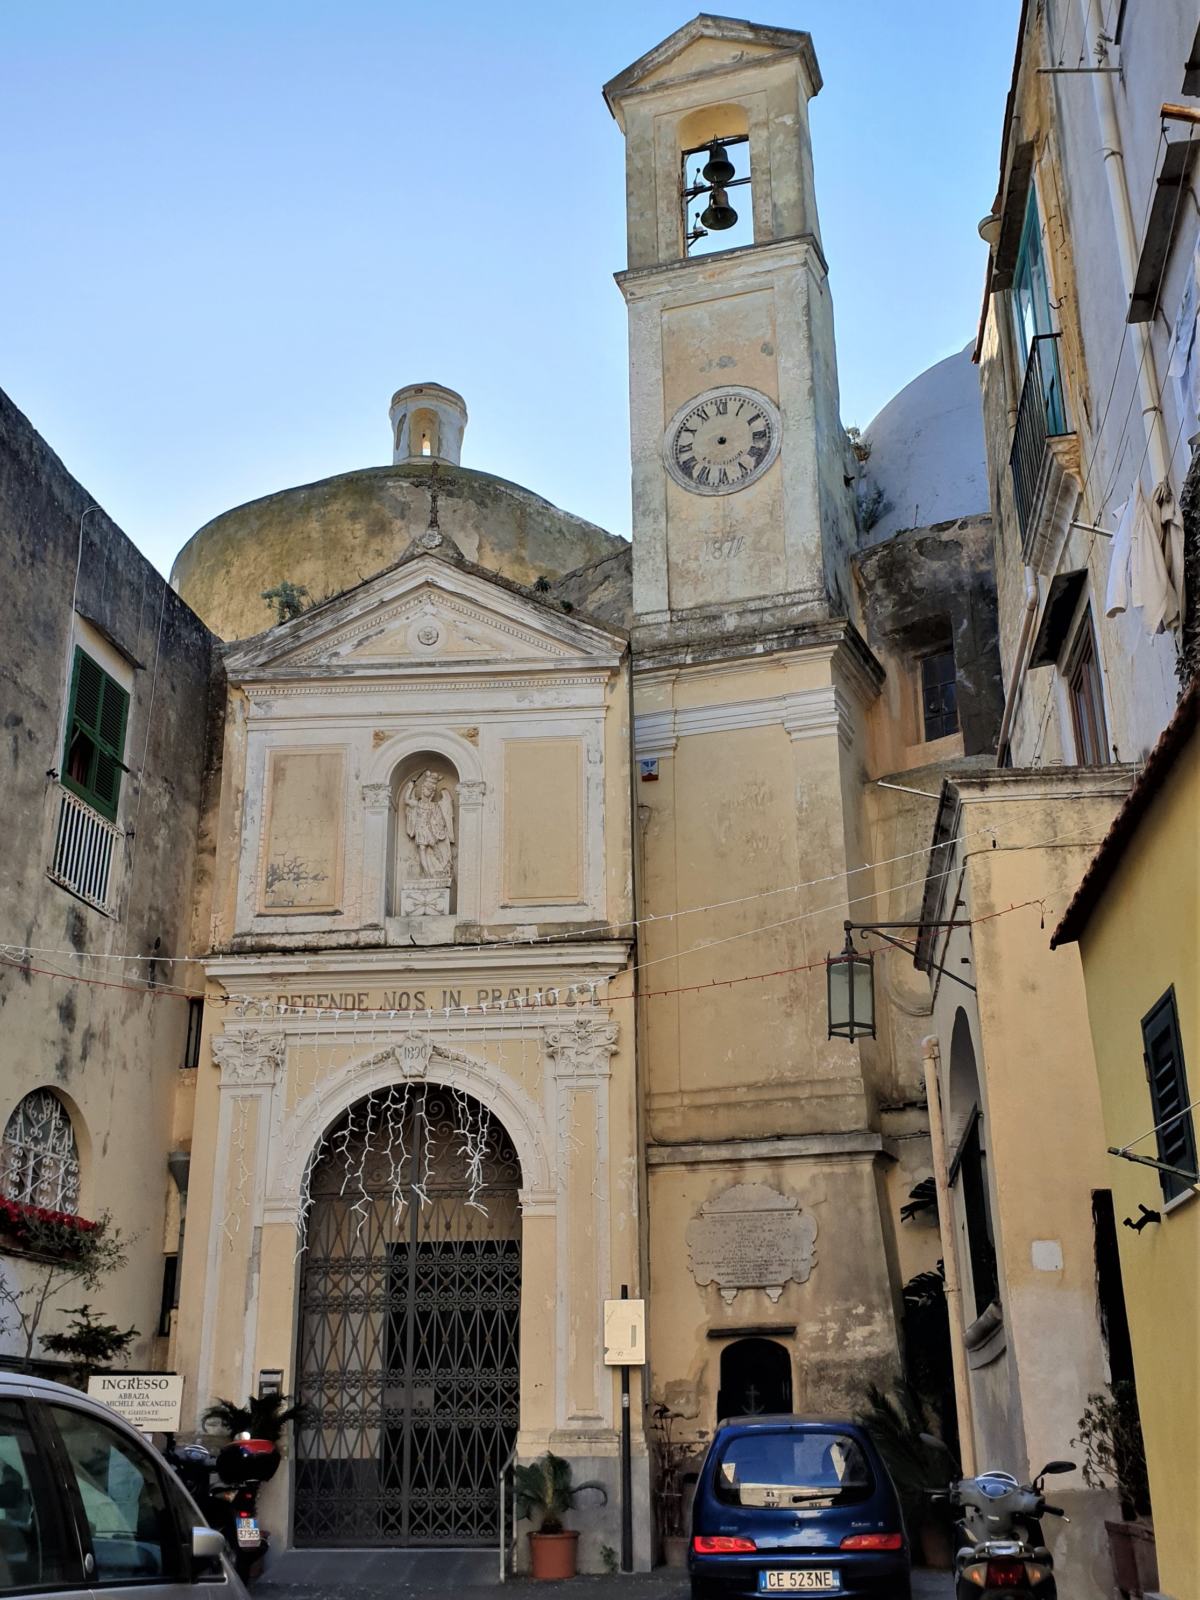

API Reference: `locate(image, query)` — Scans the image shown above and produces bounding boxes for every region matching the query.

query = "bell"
[701,141,736,186]
[700,187,738,231]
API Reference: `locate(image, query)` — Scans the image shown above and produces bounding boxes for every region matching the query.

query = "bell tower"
[606,19,901,1429]
[604,15,857,645]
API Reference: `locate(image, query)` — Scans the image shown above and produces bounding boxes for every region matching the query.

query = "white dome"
[860,343,988,543]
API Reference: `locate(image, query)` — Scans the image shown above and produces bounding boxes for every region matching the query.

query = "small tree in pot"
[514,1451,608,1579]
[1074,1383,1157,1597]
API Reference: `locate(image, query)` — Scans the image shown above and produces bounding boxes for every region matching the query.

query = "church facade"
[164,17,995,1571]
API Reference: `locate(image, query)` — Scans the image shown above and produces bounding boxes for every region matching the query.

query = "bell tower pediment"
[603,17,820,125]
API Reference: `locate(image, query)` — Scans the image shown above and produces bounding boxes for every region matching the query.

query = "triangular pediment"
[604,16,820,114]
[222,553,625,682]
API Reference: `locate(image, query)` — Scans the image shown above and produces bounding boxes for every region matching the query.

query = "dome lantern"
[389,382,468,466]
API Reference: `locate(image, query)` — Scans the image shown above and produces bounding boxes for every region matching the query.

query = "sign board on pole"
[87,1374,184,1432]
[603,1297,646,1366]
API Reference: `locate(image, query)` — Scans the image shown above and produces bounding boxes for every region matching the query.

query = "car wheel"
[690,1581,721,1600]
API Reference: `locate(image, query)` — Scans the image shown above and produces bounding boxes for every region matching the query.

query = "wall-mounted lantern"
[827,915,975,1042]
[827,923,875,1041]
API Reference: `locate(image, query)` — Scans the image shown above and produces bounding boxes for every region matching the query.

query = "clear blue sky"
[1,2,1019,576]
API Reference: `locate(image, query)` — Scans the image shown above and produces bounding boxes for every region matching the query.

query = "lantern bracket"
[843,919,977,994]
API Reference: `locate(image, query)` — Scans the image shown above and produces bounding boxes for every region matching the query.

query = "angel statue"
[402,769,456,879]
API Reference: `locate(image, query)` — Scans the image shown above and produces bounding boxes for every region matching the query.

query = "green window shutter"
[1141,988,1198,1203]
[61,647,130,821]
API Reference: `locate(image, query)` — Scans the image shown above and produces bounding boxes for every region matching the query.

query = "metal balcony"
[48,782,121,913]
[1009,333,1073,560]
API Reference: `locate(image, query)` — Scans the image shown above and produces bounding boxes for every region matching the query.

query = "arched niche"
[388,752,460,917]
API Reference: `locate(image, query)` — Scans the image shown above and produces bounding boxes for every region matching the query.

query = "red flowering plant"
[0,1206,129,1373]
[0,1196,100,1255]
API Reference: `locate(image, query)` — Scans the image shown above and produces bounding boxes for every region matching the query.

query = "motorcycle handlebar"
[1042,1504,1065,1517]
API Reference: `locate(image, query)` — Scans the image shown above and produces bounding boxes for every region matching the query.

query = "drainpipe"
[922,1036,976,1475]
[1081,0,1173,495]
[995,567,1038,765]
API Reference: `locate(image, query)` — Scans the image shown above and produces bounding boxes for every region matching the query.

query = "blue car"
[688,1415,911,1600]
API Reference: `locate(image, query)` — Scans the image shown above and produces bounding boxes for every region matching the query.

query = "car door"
[0,1395,89,1598]
[42,1401,195,1598]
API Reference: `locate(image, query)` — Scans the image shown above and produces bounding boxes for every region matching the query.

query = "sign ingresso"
[87,1373,184,1432]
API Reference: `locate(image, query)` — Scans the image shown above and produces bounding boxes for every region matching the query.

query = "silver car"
[0,1371,249,1597]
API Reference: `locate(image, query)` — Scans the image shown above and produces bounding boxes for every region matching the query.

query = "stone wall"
[0,384,215,1371]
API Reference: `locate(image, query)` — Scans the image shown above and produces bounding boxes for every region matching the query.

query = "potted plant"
[650,1401,700,1567]
[855,1379,956,1568]
[513,1451,607,1579]
[1074,1383,1157,1597]
[202,1392,312,1443]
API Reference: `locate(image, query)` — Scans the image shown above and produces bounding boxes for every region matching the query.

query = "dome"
[859,343,988,544]
[170,388,625,641]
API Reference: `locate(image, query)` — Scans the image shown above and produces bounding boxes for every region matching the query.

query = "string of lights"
[0,825,1002,970]
[0,892,1055,1021]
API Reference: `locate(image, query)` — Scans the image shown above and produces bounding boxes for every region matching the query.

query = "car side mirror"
[1038,1460,1075,1477]
[192,1526,225,1563]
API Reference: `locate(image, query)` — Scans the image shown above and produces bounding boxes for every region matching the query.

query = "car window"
[50,1405,182,1584]
[0,1398,82,1594]
[714,1430,874,1507]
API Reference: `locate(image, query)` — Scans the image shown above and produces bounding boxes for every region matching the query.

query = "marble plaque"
[687,1183,817,1304]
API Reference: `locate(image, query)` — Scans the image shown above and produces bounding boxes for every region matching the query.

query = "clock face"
[663,386,782,495]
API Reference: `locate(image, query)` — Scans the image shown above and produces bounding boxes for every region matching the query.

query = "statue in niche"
[402,769,456,880]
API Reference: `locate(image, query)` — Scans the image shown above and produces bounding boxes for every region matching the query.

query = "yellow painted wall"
[1075,735,1200,1600]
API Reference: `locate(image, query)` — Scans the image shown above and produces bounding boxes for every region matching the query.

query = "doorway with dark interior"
[717,1337,793,1422]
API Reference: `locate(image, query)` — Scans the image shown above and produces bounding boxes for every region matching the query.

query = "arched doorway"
[717,1338,793,1421]
[294,1084,521,1547]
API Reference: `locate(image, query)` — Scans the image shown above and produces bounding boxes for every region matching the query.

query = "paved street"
[257,1555,954,1599]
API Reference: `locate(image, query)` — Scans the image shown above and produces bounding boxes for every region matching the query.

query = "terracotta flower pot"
[529,1529,579,1580]
[1105,1519,1158,1597]
[663,1534,689,1569]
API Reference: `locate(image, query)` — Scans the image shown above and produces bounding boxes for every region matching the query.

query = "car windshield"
[714,1431,874,1507]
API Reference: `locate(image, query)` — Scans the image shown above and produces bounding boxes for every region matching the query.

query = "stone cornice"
[646,1132,886,1166]
[204,940,633,984]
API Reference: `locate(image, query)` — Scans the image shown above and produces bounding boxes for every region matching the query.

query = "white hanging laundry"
[1105,480,1180,633]
[1104,493,1134,617]
[1168,238,1200,443]
[1152,480,1184,632]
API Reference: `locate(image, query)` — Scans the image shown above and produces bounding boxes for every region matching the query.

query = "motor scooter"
[929,1458,1074,1598]
[165,1432,280,1583]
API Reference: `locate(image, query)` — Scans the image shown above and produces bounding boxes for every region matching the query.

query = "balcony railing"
[48,783,121,913]
[1009,332,1071,554]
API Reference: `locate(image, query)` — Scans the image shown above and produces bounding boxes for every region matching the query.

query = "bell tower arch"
[604,16,856,640]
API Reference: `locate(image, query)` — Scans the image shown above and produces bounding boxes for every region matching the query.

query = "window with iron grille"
[0,1090,81,1213]
[1141,988,1197,1203]
[920,648,959,742]
[62,647,129,822]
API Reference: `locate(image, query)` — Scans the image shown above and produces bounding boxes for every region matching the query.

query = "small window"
[158,1255,178,1338]
[1141,988,1198,1203]
[920,649,959,742]
[62,648,129,822]
[51,1406,182,1584]
[1065,617,1109,765]
[0,1090,81,1213]
[183,998,204,1070]
[0,1399,82,1595]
